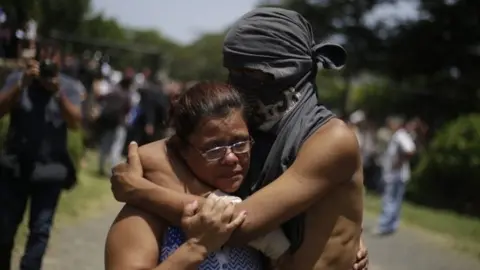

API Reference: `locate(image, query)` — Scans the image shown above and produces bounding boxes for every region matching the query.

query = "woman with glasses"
[106,82,289,270]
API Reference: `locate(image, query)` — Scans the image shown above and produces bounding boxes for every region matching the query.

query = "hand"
[41,76,60,93]
[110,141,147,202]
[20,59,39,87]
[181,198,247,253]
[90,106,100,120]
[353,238,369,270]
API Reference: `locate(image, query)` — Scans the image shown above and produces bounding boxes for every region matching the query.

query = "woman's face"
[182,109,251,193]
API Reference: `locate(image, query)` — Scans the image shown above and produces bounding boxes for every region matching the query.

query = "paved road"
[363,216,480,270]
[12,202,122,270]
[12,204,480,270]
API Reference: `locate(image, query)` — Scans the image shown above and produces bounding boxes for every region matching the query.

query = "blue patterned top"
[160,226,263,270]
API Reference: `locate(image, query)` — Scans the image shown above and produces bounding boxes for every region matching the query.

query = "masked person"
[109,7,367,270]
[0,46,83,270]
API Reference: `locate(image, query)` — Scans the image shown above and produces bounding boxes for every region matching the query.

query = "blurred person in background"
[349,110,377,190]
[165,80,183,104]
[15,17,37,59]
[81,67,113,154]
[0,44,83,270]
[97,74,132,176]
[132,67,170,145]
[61,54,79,78]
[92,67,113,98]
[110,7,368,270]
[161,80,184,137]
[373,115,416,236]
[348,110,365,139]
[0,7,11,58]
[405,117,428,151]
[77,51,97,94]
[0,6,21,60]
[373,122,393,193]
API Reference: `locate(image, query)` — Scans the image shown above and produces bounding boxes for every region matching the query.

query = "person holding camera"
[0,52,83,270]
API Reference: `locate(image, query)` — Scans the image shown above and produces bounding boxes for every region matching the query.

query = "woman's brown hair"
[170,81,246,141]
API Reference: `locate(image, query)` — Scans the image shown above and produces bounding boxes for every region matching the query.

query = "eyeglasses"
[195,138,254,161]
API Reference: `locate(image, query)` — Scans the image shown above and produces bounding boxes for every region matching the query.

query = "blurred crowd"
[64,53,184,175]
[0,6,189,169]
[0,10,194,268]
[0,5,193,173]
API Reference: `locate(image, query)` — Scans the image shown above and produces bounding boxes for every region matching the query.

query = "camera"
[39,59,59,79]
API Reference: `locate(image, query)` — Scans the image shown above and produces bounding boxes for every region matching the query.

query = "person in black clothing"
[133,75,169,145]
[0,48,83,270]
[97,77,132,175]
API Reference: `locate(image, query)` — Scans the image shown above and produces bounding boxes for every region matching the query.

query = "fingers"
[110,162,129,202]
[202,197,216,213]
[220,202,235,223]
[353,248,368,270]
[25,60,39,77]
[110,175,123,202]
[26,59,38,68]
[226,210,247,231]
[202,191,213,198]
[207,191,220,200]
[127,141,139,165]
[210,198,230,223]
[212,197,229,214]
[111,162,128,175]
[357,249,365,259]
[183,201,199,218]
[50,76,59,85]
[127,141,142,175]
[353,260,368,270]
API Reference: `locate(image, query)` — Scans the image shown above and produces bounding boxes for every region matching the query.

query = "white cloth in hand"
[208,190,291,260]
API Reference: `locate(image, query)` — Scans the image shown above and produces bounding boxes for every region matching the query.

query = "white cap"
[349,110,366,124]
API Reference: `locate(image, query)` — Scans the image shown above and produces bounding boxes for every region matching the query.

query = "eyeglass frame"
[188,137,255,162]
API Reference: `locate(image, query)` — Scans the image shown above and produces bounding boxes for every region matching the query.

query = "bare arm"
[57,91,82,129]
[229,121,359,243]
[57,79,84,130]
[105,205,207,270]
[126,119,359,245]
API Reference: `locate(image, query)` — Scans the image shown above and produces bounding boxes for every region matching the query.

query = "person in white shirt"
[374,116,416,235]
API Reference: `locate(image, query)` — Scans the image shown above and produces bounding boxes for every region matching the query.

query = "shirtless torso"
[125,118,364,270]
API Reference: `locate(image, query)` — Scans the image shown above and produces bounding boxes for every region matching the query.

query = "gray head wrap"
[223,7,346,87]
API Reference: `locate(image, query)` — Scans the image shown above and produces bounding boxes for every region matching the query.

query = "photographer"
[0,46,83,270]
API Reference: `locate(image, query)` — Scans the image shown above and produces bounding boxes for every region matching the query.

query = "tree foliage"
[3,0,480,214]
[409,114,480,216]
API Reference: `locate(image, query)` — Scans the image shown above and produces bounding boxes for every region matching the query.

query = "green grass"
[14,152,114,251]
[364,193,480,258]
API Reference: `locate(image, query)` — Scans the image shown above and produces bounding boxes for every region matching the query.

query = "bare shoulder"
[296,118,360,182]
[105,205,165,270]
[111,204,164,231]
[306,118,359,153]
[138,139,169,171]
[137,138,194,191]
